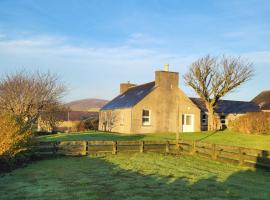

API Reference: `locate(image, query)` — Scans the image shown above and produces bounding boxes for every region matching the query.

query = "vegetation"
[228,112,270,134]
[76,118,99,132]
[0,153,269,199]
[184,55,254,130]
[99,110,117,132]
[0,71,66,131]
[39,130,270,150]
[0,113,33,171]
[0,70,66,171]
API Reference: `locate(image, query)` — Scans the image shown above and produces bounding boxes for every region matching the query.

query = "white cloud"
[242,51,270,64]
[0,34,199,101]
[1,34,269,102]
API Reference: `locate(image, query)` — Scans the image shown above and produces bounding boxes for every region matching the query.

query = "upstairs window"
[142,109,151,125]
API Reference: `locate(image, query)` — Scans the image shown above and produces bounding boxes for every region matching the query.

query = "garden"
[1,153,270,200]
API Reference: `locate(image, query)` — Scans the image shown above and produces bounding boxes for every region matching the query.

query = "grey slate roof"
[101,82,156,110]
[190,98,261,114]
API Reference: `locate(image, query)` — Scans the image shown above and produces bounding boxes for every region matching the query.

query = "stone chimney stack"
[155,64,179,89]
[120,81,136,94]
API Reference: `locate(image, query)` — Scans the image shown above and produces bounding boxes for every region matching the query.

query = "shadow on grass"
[196,130,219,142]
[1,153,270,200]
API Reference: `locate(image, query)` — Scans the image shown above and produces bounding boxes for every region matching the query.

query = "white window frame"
[142,109,151,126]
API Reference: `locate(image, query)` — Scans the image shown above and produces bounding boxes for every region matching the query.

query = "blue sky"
[0,0,270,102]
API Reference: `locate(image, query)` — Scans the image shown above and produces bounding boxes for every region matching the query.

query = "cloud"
[242,51,270,64]
[0,34,199,101]
[1,34,269,102]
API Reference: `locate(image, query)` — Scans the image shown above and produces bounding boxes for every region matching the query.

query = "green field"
[1,153,270,199]
[39,130,270,150]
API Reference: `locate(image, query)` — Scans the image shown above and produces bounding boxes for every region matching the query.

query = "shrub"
[228,112,270,134]
[84,118,99,130]
[76,119,99,132]
[0,114,34,171]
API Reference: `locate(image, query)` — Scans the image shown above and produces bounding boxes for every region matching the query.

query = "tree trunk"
[206,104,217,131]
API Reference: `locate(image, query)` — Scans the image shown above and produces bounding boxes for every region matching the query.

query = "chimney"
[155,64,179,89]
[120,81,136,94]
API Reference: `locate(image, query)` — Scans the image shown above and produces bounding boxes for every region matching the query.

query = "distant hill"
[66,98,109,111]
[252,90,270,110]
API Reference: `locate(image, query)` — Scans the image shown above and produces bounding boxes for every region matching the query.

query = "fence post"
[53,142,57,156]
[166,141,170,153]
[140,141,144,153]
[112,141,117,155]
[84,141,88,156]
[212,144,217,160]
[239,147,244,165]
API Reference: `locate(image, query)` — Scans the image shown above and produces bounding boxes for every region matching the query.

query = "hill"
[252,90,270,110]
[66,98,108,111]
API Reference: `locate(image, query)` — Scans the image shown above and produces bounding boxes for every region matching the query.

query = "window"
[183,114,193,125]
[220,115,226,125]
[142,109,151,125]
[185,115,192,125]
[202,114,207,125]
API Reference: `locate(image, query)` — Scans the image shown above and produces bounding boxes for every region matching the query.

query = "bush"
[228,112,270,134]
[76,119,99,132]
[0,114,34,172]
[84,118,99,130]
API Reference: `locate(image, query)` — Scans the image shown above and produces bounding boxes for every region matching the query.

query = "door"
[182,114,194,132]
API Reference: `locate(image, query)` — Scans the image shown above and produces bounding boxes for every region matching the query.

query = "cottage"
[99,66,261,134]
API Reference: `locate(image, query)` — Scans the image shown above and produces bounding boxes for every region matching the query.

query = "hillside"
[66,98,108,111]
[252,90,270,110]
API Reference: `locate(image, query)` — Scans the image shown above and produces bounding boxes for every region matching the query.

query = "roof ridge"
[189,97,254,103]
[123,81,155,93]
[128,81,155,90]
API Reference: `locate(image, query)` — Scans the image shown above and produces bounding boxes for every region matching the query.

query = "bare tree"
[100,111,118,132]
[38,104,68,132]
[0,71,66,131]
[184,55,254,131]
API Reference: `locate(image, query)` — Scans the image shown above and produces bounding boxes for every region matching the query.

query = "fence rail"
[34,140,270,169]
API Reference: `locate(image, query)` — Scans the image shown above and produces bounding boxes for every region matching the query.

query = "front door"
[182,114,194,132]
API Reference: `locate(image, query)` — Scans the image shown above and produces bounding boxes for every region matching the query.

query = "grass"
[1,153,270,199]
[38,130,270,150]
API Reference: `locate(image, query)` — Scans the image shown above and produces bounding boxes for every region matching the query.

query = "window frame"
[142,109,151,126]
[202,114,207,125]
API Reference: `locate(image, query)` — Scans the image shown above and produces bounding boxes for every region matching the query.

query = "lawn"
[39,130,270,150]
[1,153,270,199]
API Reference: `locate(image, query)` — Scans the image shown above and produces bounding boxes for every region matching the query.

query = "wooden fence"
[34,140,270,169]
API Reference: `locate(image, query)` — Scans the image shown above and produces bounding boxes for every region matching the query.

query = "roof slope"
[190,98,261,114]
[101,82,156,110]
[252,90,270,110]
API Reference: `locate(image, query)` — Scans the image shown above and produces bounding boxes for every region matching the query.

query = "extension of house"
[99,66,262,134]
